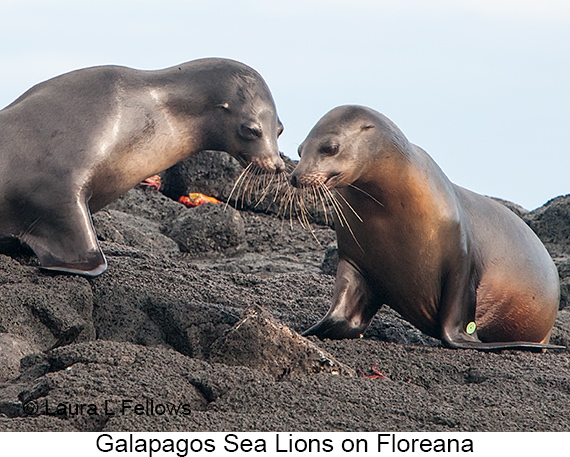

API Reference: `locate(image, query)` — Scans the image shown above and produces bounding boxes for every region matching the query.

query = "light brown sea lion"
[291,105,562,350]
[0,58,284,276]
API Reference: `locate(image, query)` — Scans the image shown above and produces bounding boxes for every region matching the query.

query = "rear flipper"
[438,257,564,351]
[442,331,566,351]
[20,200,107,277]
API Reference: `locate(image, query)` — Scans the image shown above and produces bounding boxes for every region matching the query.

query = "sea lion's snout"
[249,153,285,174]
[289,170,328,189]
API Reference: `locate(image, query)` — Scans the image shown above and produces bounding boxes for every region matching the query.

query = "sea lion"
[0,58,284,276]
[291,105,562,350]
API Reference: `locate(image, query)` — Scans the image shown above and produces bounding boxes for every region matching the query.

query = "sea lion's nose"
[274,155,285,174]
[290,173,298,187]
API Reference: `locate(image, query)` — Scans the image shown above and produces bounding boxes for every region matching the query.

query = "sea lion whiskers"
[320,184,345,227]
[320,183,364,252]
[269,169,287,206]
[280,181,333,230]
[250,165,273,203]
[296,190,314,230]
[299,199,321,244]
[311,185,329,226]
[348,183,385,208]
[252,172,273,208]
[225,161,290,212]
[225,163,253,211]
[288,187,321,243]
[256,173,327,244]
[239,165,260,208]
[282,184,295,229]
[279,183,314,227]
[255,166,290,209]
[332,188,363,223]
[274,179,290,220]
[300,181,363,250]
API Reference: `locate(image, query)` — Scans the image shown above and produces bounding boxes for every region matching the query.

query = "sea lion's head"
[189,59,285,174]
[290,105,407,188]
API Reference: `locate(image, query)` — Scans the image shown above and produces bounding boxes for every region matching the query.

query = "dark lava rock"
[522,195,570,310]
[167,203,245,255]
[0,341,255,431]
[556,256,570,310]
[160,150,244,202]
[491,197,529,219]
[524,194,570,256]
[0,255,95,351]
[209,305,355,378]
[0,334,39,383]
[321,243,339,275]
[93,209,180,255]
[107,182,187,223]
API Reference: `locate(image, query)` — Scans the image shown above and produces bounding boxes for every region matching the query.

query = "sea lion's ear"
[216,102,230,110]
[361,124,375,131]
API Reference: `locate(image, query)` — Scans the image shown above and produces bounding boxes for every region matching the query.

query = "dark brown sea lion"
[0,58,284,276]
[291,105,562,350]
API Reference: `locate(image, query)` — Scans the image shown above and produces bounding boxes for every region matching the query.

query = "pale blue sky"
[1,0,568,209]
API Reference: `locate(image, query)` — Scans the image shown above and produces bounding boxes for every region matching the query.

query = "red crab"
[178,193,222,208]
[360,364,390,381]
[140,174,162,191]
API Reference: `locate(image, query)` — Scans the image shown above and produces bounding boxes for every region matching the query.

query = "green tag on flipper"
[466,322,477,334]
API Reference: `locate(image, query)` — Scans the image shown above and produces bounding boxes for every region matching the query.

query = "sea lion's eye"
[239,123,262,140]
[320,144,339,156]
[277,123,284,138]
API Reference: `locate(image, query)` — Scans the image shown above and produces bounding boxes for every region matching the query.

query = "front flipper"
[20,199,107,277]
[303,258,376,339]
